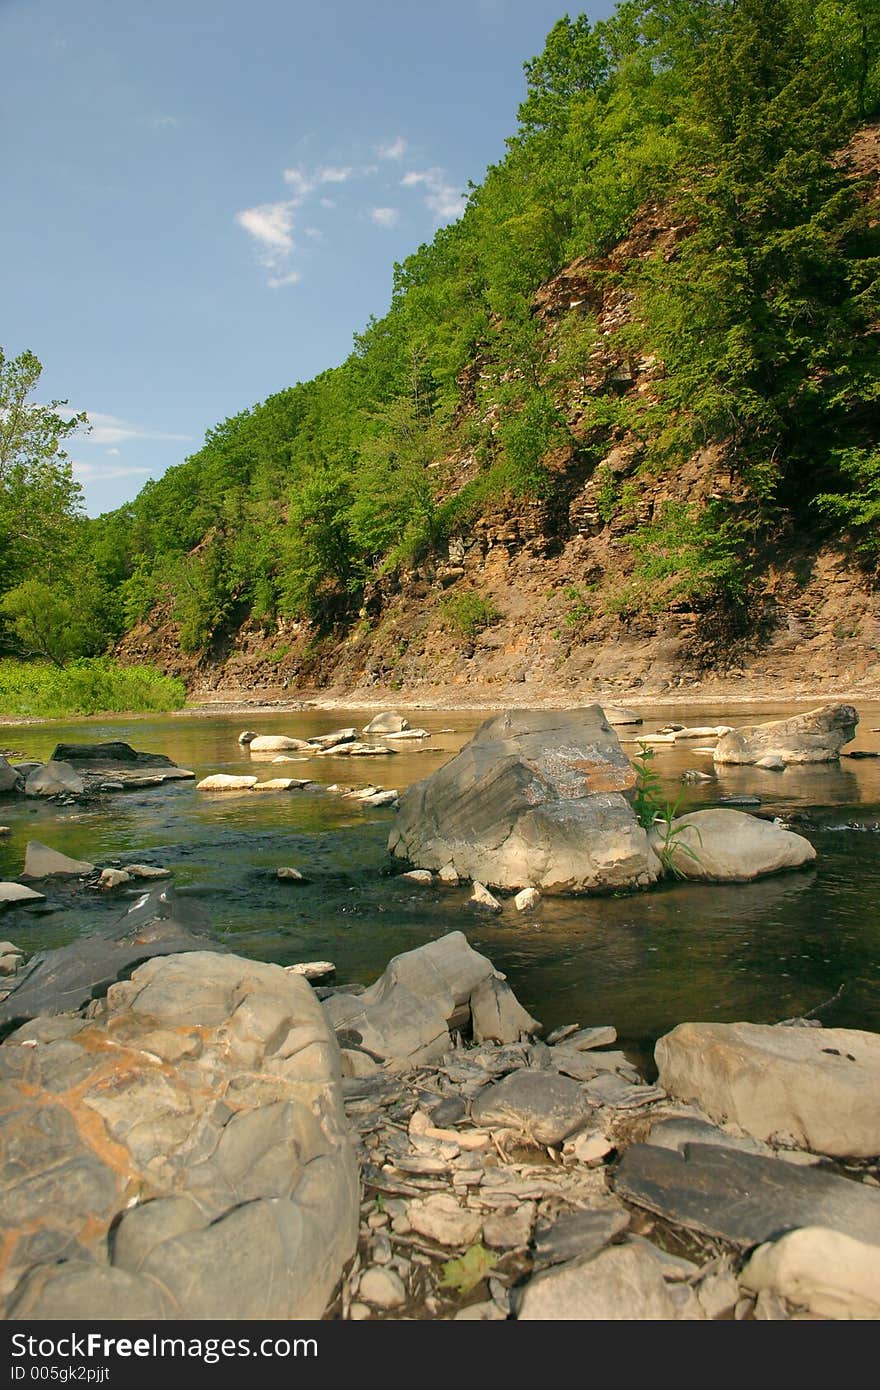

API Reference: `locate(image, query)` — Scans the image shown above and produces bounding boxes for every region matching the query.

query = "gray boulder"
[714,704,858,766]
[470,1069,593,1145]
[389,707,659,893]
[321,931,538,1062]
[0,757,23,793]
[655,1021,880,1158]
[517,1244,676,1320]
[0,950,357,1318]
[25,761,85,798]
[363,712,409,735]
[50,742,195,788]
[740,1227,880,1320]
[649,808,816,881]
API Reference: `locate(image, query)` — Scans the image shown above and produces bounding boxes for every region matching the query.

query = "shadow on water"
[1,701,879,1065]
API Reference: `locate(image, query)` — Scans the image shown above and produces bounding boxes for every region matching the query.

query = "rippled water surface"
[1,701,878,1059]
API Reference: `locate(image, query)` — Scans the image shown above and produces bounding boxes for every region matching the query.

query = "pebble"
[348,1302,371,1321]
[400,870,433,885]
[514,887,541,912]
[407,1194,483,1247]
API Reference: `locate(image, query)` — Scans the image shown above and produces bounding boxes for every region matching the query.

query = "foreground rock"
[0,883,45,909]
[655,1021,880,1157]
[0,886,223,1026]
[649,809,816,881]
[614,1142,880,1248]
[714,704,858,766]
[0,951,358,1318]
[517,1244,676,1320]
[740,1228,880,1320]
[389,707,659,893]
[322,931,539,1064]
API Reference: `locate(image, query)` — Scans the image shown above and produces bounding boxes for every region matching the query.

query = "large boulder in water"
[648,808,816,881]
[388,707,659,893]
[713,704,858,766]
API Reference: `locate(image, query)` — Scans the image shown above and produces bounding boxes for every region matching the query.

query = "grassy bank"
[0,658,186,718]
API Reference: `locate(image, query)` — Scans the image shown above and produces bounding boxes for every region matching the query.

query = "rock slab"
[655,1021,880,1157]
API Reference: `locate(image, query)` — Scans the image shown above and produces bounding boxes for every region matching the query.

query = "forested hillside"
[4,0,879,700]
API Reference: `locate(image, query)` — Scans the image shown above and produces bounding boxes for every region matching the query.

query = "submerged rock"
[22,842,94,879]
[389,707,660,893]
[655,1020,880,1157]
[648,808,816,881]
[714,704,858,766]
[0,885,223,1025]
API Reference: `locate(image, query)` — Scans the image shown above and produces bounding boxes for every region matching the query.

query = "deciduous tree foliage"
[41,0,878,653]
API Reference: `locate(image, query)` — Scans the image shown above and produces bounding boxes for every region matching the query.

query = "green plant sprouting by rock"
[631,743,703,878]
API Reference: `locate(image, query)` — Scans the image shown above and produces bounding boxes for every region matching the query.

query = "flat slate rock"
[532,1206,631,1268]
[614,1142,880,1249]
[0,885,222,1026]
[50,743,194,786]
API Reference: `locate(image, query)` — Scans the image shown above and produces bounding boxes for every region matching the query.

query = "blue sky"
[2,0,614,516]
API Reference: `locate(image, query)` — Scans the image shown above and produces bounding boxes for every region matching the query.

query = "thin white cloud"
[370,206,399,228]
[318,165,354,184]
[107,447,120,456]
[401,167,464,221]
[267,270,302,289]
[72,459,154,482]
[282,167,315,200]
[377,136,407,161]
[235,201,296,258]
[150,114,179,129]
[79,413,192,447]
[319,197,336,209]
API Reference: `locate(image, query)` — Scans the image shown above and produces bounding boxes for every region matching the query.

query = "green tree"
[0,348,87,595]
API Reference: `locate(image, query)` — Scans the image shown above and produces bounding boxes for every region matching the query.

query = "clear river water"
[1,701,878,1069]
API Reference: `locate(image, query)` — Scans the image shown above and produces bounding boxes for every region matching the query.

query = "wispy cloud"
[79,412,192,447]
[369,206,399,228]
[377,136,407,161]
[267,270,302,289]
[149,114,179,129]
[282,167,315,200]
[72,459,154,483]
[401,167,464,221]
[317,165,354,184]
[235,201,296,258]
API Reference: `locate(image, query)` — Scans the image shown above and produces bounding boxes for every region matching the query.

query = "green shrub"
[0,658,186,718]
[441,591,502,639]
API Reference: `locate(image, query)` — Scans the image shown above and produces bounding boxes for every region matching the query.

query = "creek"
[1,701,878,1066]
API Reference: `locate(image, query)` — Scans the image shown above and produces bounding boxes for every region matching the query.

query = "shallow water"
[1,701,879,1063]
